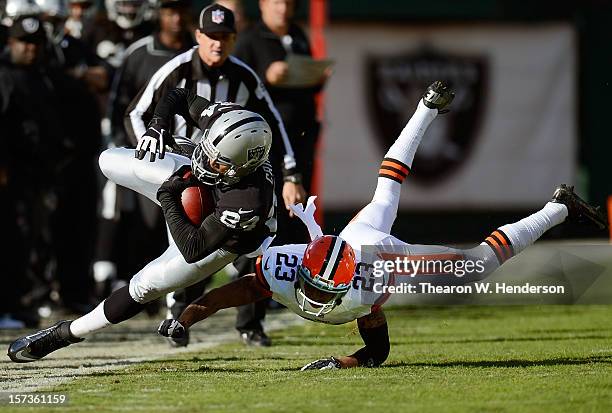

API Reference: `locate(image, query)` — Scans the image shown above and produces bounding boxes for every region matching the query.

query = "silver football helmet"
[191,109,272,186]
[105,0,148,29]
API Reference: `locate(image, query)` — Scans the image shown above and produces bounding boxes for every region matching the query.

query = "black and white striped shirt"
[124,47,297,173]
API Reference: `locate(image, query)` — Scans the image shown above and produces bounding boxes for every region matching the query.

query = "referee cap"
[199,4,235,34]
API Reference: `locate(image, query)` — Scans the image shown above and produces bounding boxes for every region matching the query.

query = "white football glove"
[288,196,323,241]
[135,125,170,162]
[300,356,342,371]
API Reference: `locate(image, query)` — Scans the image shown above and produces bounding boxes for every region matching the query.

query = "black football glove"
[156,165,196,199]
[135,120,175,161]
[158,319,188,339]
[300,356,342,371]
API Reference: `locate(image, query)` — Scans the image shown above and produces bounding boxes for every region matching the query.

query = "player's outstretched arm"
[301,310,390,370]
[159,274,272,339]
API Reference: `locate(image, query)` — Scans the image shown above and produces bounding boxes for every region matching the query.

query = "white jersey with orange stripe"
[257,243,378,325]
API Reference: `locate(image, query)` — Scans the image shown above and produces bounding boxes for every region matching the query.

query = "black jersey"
[154,88,275,263]
[158,160,275,263]
[210,161,275,253]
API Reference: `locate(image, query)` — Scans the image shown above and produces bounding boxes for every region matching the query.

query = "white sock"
[69,301,112,338]
[358,102,437,234]
[375,101,437,198]
[385,101,438,168]
[498,202,568,255]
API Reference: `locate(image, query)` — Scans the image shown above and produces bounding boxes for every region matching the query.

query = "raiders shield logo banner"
[366,49,488,184]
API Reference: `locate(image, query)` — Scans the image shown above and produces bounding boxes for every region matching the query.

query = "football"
[180,170,214,225]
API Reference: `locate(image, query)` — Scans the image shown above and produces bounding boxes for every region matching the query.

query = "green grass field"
[5,305,612,413]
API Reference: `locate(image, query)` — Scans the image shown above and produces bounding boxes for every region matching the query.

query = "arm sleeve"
[149,87,210,130]
[157,190,234,264]
[350,313,390,367]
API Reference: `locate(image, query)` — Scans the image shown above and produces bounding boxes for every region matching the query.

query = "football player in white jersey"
[158,81,607,370]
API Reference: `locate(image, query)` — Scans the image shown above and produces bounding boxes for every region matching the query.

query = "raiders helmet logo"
[247,146,266,164]
[366,47,488,184]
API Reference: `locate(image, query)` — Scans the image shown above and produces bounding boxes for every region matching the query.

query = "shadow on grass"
[393,333,612,346]
[145,355,295,363]
[384,355,612,369]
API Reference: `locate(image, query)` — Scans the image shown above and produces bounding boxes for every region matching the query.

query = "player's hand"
[157,166,196,198]
[300,356,342,371]
[282,182,306,217]
[266,61,289,85]
[158,319,188,339]
[135,124,171,162]
[289,196,323,240]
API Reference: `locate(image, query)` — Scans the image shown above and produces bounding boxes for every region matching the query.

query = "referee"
[124,4,306,346]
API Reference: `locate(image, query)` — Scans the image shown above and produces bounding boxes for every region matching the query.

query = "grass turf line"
[5,305,612,413]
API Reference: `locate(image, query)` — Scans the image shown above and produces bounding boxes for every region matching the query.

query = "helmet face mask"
[295,267,347,316]
[191,109,272,186]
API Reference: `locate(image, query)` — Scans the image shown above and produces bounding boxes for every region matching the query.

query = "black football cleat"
[422,81,455,113]
[7,320,83,363]
[551,184,608,229]
[240,330,271,347]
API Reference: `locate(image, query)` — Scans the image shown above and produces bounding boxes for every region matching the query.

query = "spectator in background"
[64,0,94,39]
[0,14,101,318]
[231,0,329,345]
[36,0,109,93]
[82,0,154,68]
[93,0,195,303]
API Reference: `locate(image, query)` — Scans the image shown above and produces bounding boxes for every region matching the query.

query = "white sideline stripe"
[197,80,211,101]
[215,77,229,102]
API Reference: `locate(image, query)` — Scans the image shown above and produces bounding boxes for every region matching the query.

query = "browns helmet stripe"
[325,240,346,281]
[318,236,337,279]
[212,115,264,145]
[319,237,346,281]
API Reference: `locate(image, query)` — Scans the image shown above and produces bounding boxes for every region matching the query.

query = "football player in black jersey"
[7,88,276,363]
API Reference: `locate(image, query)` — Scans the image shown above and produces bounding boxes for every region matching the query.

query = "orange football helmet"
[295,235,356,316]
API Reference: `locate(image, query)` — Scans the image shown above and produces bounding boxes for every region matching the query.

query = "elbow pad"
[351,322,390,367]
